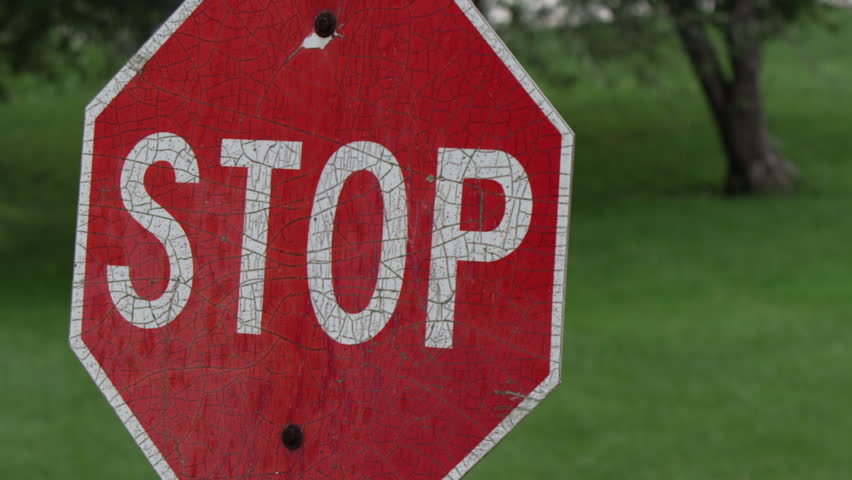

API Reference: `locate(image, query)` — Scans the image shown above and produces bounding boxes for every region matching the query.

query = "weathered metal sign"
[70,1,573,478]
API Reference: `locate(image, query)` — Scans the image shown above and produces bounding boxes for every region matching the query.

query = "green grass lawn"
[2,10,852,480]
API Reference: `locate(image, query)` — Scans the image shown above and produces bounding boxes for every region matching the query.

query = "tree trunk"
[666,0,797,194]
[718,72,797,194]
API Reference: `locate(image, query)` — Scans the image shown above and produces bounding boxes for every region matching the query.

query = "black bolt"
[281,424,304,451]
[314,11,337,38]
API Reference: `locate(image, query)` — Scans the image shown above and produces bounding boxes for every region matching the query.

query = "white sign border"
[68,1,574,479]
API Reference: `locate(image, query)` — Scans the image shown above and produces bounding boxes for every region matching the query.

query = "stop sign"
[69,1,573,478]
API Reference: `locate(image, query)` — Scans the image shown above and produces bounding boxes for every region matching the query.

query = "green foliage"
[498,13,686,90]
[581,0,819,26]
[497,8,680,90]
[506,0,825,79]
[0,0,181,99]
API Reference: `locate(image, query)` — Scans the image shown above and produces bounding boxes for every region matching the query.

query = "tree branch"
[724,0,762,85]
[663,1,731,113]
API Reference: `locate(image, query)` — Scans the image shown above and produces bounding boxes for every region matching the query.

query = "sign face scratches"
[69,1,574,479]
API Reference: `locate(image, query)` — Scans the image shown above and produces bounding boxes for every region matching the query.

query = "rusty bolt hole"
[281,424,304,451]
[314,11,337,38]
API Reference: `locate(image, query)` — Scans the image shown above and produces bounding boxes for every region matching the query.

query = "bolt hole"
[281,424,304,451]
[314,11,337,38]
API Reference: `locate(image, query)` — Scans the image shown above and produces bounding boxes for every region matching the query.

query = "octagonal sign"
[70,1,573,478]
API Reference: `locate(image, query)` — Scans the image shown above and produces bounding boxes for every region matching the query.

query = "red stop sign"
[70,1,573,479]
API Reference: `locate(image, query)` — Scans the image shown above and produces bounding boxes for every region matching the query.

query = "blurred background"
[1,0,851,478]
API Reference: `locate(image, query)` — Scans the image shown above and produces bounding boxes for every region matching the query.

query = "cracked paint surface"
[70,0,573,479]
